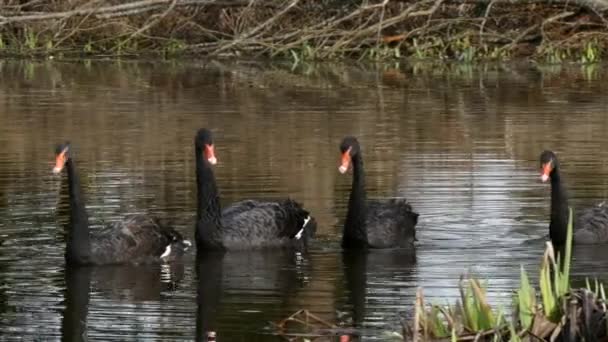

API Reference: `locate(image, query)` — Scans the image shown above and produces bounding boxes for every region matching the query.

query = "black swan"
[194,128,317,250]
[338,136,419,249]
[52,142,191,265]
[540,150,608,245]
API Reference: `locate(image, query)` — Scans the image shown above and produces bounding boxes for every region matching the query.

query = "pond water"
[1,59,608,341]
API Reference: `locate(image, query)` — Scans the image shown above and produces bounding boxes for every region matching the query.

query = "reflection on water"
[342,249,417,329]
[1,60,608,340]
[195,249,313,341]
[61,263,185,341]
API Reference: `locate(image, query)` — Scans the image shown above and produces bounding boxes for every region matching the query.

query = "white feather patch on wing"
[302,215,311,228]
[160,245,172,259]
[295,215,311,240]
[295,228,304,240]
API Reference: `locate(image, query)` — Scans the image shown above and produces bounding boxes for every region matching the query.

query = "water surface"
[1,60,608,340]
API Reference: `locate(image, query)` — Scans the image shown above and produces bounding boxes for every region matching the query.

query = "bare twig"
[499,23,540,53]
[541,11,576,43]
[343,0,443,43]
[121,0,178,45]
[208,0,300,56]
[479,0,496,44]
[0,0,278,25]
[0,0,605,60]
[376,0,389,46]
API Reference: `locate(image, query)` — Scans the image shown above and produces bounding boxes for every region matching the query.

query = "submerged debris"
[272,309,357,341]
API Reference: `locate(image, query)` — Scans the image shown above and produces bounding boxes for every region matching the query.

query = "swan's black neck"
[343,153,369,247]
[549,166,569,246]
[65,159,92,264]
[195,147,222,227]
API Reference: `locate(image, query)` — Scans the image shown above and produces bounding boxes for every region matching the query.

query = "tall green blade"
[517,265,535,330]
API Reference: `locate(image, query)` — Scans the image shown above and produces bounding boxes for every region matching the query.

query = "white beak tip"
[52,167,62,175]
[540,174,549,182]
[208,157,217,165]
[338,165,348,174]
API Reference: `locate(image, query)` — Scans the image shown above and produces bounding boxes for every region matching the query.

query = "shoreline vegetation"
[2,0,608,63]
[275,210,608,341]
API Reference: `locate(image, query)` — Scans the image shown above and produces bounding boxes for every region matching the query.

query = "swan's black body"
[338,136,418,249]
[53,143,190,265]
[540,150,608,246]
[194,128,316,251]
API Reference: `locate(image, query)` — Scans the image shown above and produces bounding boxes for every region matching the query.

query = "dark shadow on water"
[195,248,314,341]
[61,266,92,342]
[95,262,185,300]
[342,248,416,335]
[60,263,185,342]
[196,251,224,341]
[571,245,608,284]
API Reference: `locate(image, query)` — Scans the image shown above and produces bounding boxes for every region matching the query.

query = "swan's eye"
[204,144,217,165]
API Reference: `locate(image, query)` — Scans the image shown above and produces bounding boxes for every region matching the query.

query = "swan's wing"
[220,199,312,248]
[91,214,179,264]
[272,198,315,240]
[365,199,419,248]
[575,204,608,243]
[220,200,285,247]
[221,199,259,218]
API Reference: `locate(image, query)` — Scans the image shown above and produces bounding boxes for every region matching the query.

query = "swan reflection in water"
[60,262,185,341]
[55,163,187,341]
[195,248,314,341]
[342,248,417,336]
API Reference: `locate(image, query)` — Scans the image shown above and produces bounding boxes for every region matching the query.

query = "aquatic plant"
[272,207,606,340]
[414,278,509,340]
[581,39,602,64]
[409,208,607,341]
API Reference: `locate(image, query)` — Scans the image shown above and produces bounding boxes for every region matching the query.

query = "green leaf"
[429,305,449,337]
[508,321,522,342]
[539,244,556,319]
[560,207,573,293]
[540,207,574,322]
[517,265,535,330]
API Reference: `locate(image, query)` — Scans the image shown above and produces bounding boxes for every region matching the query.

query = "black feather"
[54,144,190,265]
[339,136,418,249]
[541,150,608,245]
[90,214,189,264]
[194,128,316,251]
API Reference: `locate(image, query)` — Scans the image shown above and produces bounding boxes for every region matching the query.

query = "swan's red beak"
[53,150,67,174]
[204,144,217,165]
[540,162,552,182]
[339,148,351,174]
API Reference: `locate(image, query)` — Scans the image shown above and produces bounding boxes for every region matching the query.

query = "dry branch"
[0,0,278,24]
[0,0,607,60]
[208,0,300,56]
